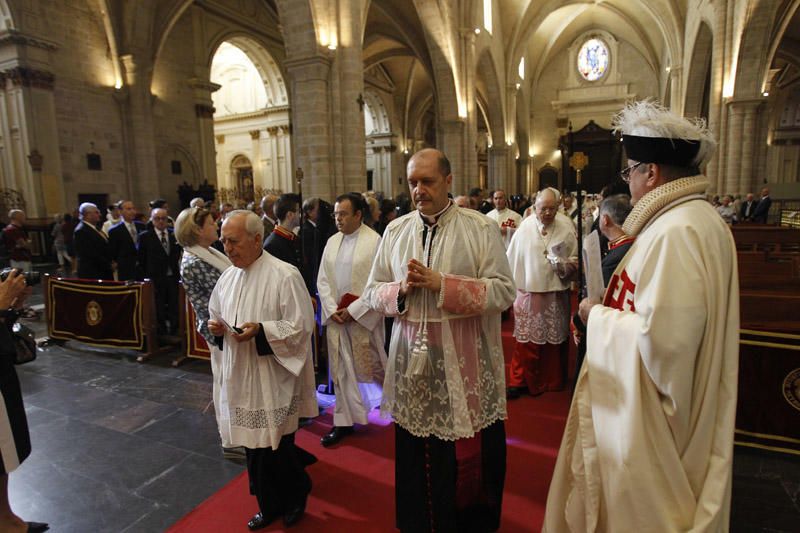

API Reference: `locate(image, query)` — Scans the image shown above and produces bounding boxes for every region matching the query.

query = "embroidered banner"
[47,278,146,349]
[185,299,210,360]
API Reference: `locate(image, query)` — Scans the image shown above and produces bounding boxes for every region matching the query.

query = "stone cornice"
[213,106,290,123]
[195,103,216,119]
[0,30,58,52]
[4,67,55,90]
[188,77,221,93]
[283,54,331,80]
[726,97,765,108]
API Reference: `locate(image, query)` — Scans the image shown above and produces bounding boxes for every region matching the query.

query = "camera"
[0,268,42,286]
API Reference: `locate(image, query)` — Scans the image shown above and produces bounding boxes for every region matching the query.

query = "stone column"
[440,119,466,193]
[487,146,509,192]
[331,5,367,194]
[723,101,745,194]
[279,125,292,192]
[0,29,64,216]
[284,55,334,200]
[739,100,761,194]
[669,66,682,114]
[266,126,279,190]
[189,78,220,184]
[0,66,62,216]
[120,54,159,204]
[249,129,261,191]
[516,155,530,195]
[706,2,727,193]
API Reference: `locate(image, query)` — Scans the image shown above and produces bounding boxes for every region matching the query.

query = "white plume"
[612,100,717,168]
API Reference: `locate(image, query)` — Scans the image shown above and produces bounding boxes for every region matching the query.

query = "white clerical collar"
[342,225,361,241]
[419,200,453,225]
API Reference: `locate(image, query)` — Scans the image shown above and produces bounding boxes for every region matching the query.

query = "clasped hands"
[399,258,442,296]
[330,307,352,324]
[207,319,261,342]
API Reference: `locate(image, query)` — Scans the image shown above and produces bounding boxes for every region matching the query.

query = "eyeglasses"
[619,162,645,183]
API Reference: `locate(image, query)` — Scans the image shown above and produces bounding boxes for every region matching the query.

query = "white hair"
[79,202,97,218]
[535,187,560,205]
[612,100,716,168]
[189,197,205,208]
[226,209,263,240]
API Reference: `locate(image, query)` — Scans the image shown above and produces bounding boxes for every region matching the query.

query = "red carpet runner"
[168,324,572,532]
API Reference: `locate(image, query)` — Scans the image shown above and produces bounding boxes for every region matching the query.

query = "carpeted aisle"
[168,322,572,533]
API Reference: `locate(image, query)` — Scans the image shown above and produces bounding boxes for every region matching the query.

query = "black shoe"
[283,496,307,527]
[247,512,277,531]
[26,522,49,533]
[320,426,354,447]
[506,386,526,400]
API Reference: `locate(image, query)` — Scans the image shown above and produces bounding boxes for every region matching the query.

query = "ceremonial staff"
[569,151,588,297]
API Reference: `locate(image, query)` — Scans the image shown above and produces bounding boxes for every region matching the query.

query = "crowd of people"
[0,101,743,532]
[712,187,772,224]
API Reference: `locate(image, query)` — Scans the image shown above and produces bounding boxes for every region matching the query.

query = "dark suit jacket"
[108,221,146,281]
[137,228,181,281]
[263,230,301,270]
[752,196,772,223]
[74,222,113,279]
[739,200,757,221]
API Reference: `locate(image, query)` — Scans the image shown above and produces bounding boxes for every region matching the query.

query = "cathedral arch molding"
[475,48,506,149]
[684,22,714,120]
[510,0,680,92]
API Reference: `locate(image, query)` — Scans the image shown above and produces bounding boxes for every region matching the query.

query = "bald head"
[454,195,470,208]
[407,149,453,216]
[535,188,559,226]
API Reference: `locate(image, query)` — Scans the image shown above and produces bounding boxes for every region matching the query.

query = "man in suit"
[752,187,772,223]
[263,193,302,270]
[107,200,145,281]
[261,194,278,238]
[138,208,182,334]
[74,202,113,279]
[740,192,757,222]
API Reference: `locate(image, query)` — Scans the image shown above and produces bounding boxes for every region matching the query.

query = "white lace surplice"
[208,252,317,450]
[512,290,571,344]
[364,205,516,440]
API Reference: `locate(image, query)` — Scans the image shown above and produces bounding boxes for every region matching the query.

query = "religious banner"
[47,278,147,349]
[184,298,211,361]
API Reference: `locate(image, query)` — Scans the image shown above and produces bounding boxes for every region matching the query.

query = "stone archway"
[684,22,713,121]
[230,154,255,204]
[210,37,293,199]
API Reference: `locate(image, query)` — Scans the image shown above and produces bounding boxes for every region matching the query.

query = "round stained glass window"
[577,38,609,81]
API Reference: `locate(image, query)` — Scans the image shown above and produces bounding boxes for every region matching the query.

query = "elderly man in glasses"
[138,208,182,335]
[544,101,738,532]
[506,187,578,399]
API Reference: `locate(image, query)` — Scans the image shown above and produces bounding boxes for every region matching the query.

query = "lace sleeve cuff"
[438,274,487,316]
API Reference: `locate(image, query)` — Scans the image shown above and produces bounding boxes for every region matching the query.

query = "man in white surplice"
[317,192,386,447]
[485,189,522,248]
[208,210,317,530]
[364,148,516,532]
[544,102,739,532]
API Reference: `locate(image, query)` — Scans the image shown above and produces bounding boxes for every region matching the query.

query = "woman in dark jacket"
[0,270,47,532]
